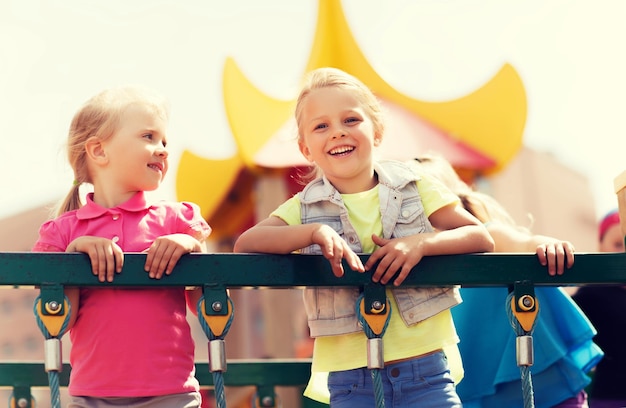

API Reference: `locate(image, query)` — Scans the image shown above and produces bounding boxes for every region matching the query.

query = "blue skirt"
[453,287,603,408]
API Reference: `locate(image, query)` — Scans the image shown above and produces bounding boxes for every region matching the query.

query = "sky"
[1,0,625,220]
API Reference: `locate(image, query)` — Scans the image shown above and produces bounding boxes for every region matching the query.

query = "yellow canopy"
[176,0,527,236]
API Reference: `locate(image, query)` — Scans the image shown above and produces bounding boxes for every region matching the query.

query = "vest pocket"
[394,199,428,233]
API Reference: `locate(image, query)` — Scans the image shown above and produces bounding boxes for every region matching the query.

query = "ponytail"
[54,182,83,217]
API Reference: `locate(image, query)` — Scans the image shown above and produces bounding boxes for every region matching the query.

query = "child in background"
[414,154,602,408]
[32,86,211,408]
[233,67,495,407]
[572,209,626,408]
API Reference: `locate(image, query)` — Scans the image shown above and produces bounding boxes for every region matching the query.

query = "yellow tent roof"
[176,0,527,234]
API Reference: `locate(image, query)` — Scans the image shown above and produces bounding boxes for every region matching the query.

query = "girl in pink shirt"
[32,86,211,408]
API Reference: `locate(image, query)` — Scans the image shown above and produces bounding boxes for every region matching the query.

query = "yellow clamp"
[359,297,390,336]
[510,294,539,332]
[199,298,233,338]
[35,299,70,338]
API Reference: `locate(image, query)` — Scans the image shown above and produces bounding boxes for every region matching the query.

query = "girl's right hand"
[66,236,124,282]
[536,240,575,276]
[311,224,364,277]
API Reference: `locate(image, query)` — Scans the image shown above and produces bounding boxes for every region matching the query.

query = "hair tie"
[73,180,81,186]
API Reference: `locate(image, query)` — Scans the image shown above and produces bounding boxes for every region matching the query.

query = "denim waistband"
[329,350,449,386]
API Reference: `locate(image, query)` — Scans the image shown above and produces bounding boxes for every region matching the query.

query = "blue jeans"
[328,350,461,408]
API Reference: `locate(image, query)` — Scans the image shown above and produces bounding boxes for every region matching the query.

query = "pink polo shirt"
[32,192,211,397]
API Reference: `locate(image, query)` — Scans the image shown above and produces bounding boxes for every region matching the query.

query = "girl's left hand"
[365,234,424,286]
[536,240,575,276]
[144,233,203,279]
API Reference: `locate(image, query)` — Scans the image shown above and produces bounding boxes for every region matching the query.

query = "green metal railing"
[0,361,319,408]
[5,251,626,287]
[1,251,626,407]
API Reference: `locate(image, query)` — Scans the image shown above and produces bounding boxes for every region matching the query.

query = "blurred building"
[484,147,597,252]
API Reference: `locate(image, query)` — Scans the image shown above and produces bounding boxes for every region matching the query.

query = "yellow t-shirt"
[271,172,463,403]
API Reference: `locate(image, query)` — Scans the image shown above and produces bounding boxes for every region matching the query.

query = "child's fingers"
[371,252,392,283]
[330,242,345,277]
[347,251,365,272]
[154,246,170,278]
[155,245,179,278]
[393,264,413,286]
[336,240,363,273]
[364,235,386,270]
[104,244,117,282]
[96,246,108,282]
[535,244,548,266]
[545,245,558,276]
[113,244,124,273]
[318,235,342,277]
[364,250,381,272]
[147,243,180,279]
[146,242,164,278]
[554,245,567,276]
[164,249,184,276]
[144,246,155,273]
[87,248,97,279]
[331,261,345,278]
[565,243,575,268]
[538,241,575,277]
[566,250,575,268]
[146,240,168,278]
[90,245,114,282]
[89,246,104,282]
[379,258,406,285]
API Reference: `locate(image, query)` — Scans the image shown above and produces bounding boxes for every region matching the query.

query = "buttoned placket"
[110,212,121,244]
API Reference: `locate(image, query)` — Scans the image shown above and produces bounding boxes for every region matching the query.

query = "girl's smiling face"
[297,86,381,194]
[97,103,169,199]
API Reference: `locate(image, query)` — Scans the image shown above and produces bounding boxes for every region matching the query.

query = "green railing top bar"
[1,251,626,287]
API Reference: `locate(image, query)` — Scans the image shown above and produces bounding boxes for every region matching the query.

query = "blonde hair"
[295,67,385,142]
[56,86,169,216]
[294,67,385,181]
[414,154,518,226]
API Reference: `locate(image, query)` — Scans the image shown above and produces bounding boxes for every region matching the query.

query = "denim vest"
[299,160,461,337]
